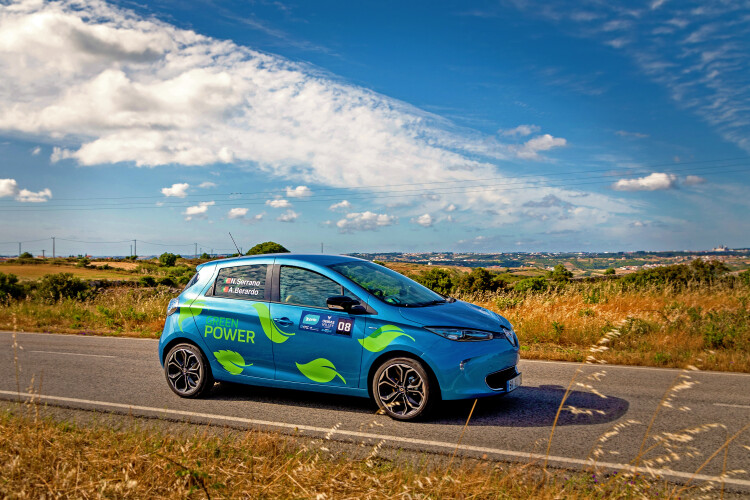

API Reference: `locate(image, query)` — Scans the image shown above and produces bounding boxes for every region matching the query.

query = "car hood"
[398,300,510,331]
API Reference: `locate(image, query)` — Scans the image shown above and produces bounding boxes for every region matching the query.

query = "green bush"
[604,268,616,275]
[158,277,176,287]
[547,264,573,282]
[0,272,25,301]
[414,268,455,295]
[620,260,730,289]
[159,252,178,267]
[18,251,33,259]
[458,268,497,293]
[514,276,549,294]
[246,241,289,255]
[35,273,90,303]
[200,252,211,260]
[138,276,156,287]
[76,257,90,268]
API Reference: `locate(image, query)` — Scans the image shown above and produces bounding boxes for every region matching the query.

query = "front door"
[270,265,365,389]
[194,261,275,380]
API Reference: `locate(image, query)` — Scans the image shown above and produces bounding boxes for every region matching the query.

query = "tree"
[514,276,549,294]
[414,268,454,295]
[200,252,211,260]
[604,268,616,275]
[246,242,289,255]
[18,251,33,259]
[547,264,573,282]
[458,267,497,293]
[159,252,178,267]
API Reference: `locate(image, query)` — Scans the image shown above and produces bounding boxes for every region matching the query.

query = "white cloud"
[412,213,433,228]
[515,134,567,159]
[285,185,311,198]
[0,178,17,197]
[612,173,677,191]
[336,211,397,233]
[0,178,52,202]
[198,181,217,189]
[277,209,298,222]
[161,182,190,197]
[184,201,214,220]
[684,175,706,186]
[31,146,40,155]
[15,188,52,203]
[227,207,248,219]
[266,198,291,208]
[444,203,457,212]
[329,200,351,211]
[615,130,649,139]
[499,124,540,137]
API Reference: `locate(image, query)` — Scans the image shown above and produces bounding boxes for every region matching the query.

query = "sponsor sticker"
[299,310,354,336]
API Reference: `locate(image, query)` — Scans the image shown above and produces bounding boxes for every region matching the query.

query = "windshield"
[329,261,445,307]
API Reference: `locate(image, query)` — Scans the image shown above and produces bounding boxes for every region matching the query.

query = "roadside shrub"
[138,276,156,287]
[604,268,616,275]
[0,272,25,301]
[621,260,730,289]
[514,276,548,294]
[157,277,176,287]
[76,257,90,268]
[158,252,178,267]
[458,267,497,293]
[35,273,91,303]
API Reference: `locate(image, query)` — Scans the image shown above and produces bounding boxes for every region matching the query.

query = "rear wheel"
[372,357,434,420]
[164,343,214,398]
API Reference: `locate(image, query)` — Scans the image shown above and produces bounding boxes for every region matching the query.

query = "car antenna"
[228,232,242,255]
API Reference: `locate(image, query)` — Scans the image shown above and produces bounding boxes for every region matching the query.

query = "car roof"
[197,253,367,270]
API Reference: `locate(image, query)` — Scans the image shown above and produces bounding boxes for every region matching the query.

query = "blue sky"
[0,0,748,256]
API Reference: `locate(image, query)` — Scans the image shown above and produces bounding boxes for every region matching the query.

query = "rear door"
[194,260,276,380]
[270,265,365,389]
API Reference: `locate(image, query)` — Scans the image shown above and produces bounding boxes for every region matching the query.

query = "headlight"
[166,298,178,316]
[425,327,495,341]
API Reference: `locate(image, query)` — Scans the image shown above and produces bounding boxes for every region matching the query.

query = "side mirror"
[327,296,365,313]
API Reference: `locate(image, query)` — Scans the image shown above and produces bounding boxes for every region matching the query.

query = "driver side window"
[279,266,354,309]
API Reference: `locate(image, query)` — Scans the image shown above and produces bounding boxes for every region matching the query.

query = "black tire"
[372,357,434,421]
[164,343,214,398]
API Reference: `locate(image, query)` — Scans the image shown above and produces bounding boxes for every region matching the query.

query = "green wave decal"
[178,300,206,332]
[359,324,415,353]
[296,358,346,384]
[252,303,295,343]
[214,350,252,375]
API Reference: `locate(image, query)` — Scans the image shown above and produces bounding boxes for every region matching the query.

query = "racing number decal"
[335,318,354,335]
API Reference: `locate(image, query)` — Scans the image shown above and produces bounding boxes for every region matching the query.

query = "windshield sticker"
[221,285,262,297]
[359,324,415,352]
[299,310,354,336]
[203,316,255,343]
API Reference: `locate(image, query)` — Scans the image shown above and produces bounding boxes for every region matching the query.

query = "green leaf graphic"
[213,350,252,375]
[296,358,346,384]
[178,300,207,332]
[252,303,295,343]
[359,325,415,353]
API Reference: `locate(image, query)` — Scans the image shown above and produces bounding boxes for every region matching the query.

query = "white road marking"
[714,403,750,409]
[29,350,116,359]
[0,390,748,488]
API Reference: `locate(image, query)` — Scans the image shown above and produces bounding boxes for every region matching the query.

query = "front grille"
[485,367,518,391]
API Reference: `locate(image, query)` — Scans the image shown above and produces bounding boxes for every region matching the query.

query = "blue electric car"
[158,254,521,420]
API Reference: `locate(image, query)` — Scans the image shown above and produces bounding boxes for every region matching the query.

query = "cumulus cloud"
[184,201,214,220]
[515,134,567,159]
[444,203,457,212]
[684,175,706,186]
[499,124,540,137]
[228,207,263,222]
[0,178,52,202]
[329,200,351,211]
[612,173,677,191]
[286,185,311,198]
[161,182,189,197]
[277,209,298,222]
[336,211,397,233]
[266,198,291,208]
[615,130,649,139]
[412,213,433,227]
[198,181,217,189]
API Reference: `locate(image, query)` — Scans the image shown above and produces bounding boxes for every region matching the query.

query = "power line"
[0,163,746,213]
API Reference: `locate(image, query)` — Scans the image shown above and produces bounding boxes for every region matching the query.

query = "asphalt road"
[2,331,749,490]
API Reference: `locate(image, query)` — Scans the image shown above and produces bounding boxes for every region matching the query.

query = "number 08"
[338,320,352,333]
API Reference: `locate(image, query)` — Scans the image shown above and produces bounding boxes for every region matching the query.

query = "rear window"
[183,272,200,291]
[213,264,267,300]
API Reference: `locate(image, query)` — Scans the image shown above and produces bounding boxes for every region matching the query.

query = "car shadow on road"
[210,382,628,427]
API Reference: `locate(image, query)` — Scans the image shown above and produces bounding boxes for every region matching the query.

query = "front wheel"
[164,343,214,398]
[372,357,434,420]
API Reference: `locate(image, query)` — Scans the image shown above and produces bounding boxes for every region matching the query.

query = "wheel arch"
[161,336,207,364]
[366,350,441,401]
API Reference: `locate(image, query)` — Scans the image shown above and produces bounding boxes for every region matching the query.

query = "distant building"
[712,245,729,252]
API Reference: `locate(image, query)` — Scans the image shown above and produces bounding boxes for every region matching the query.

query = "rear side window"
[183,272,200,291]
[213,264,267,300]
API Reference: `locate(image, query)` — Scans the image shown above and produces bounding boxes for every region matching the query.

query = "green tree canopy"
[159,252,178,267]
[246,242,289,255]
[547,264,574,282]
[18,251,33,259]
[414,268,455,295]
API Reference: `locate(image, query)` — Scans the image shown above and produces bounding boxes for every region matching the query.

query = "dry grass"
[0,287,169,337]
[0,263,137,281]
[0,408,670,499]
[468,282,750,372]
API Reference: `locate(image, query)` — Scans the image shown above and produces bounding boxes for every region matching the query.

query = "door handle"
[274,317,294,327]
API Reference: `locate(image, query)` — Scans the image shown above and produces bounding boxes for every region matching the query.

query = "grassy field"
[0,407,680,499]
[0,263,138,281]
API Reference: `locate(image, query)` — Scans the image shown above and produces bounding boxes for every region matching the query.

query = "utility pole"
[195,243,197,259]
[321,242,324,253]
[18,242,21,256]
[52,237,55,258]
[130,244,132,257]
[133,239,136,258]
[42,250,45,259]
